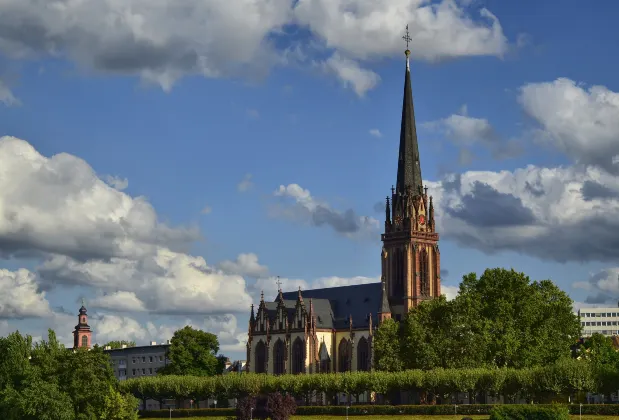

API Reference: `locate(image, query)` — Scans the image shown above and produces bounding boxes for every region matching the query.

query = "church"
[245,42,442,375]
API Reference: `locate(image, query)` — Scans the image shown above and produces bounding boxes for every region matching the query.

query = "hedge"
[139,404,619,418]
[490,405,569,420]
[121,359,619,403]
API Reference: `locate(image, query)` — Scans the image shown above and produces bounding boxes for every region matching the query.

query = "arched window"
[273,339,285,375]
[356,337,369,371]
[319,342,330,373]
[432,246,439,296]
[420,248,429,296]
[292,338,304,374]
[255,341,266,373]
[81,335,88,348]
[338,338,350,373]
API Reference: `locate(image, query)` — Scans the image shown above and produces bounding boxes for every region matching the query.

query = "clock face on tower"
[418,214,426,225]
[394,215,402,226]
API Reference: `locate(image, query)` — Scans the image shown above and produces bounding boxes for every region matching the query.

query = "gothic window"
[292,337,304,374]
[356,337,369,371]
[255,341,266,373]
[338,338,350,373]
[420,248,429,296]
[393,248,405,296]
[81,335,88,348]
[319,342,330,373]
[273,339,285,375]
[433,247,439,295]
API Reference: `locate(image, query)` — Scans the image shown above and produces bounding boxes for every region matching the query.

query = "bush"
[236,396,256,420]
[138,408,235,417]
[490,405,569,420]
[266,392,297,420]
[296,404,493,416]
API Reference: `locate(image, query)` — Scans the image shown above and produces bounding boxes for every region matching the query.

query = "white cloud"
[0,268,51,318]
[273,183,379,239]
[39,248,253,315]
[89,291,147,313]
[219,253,269,278]
[104,175,129,191]
[519,78,619,172]
[237,173,254,192]
[369,128,382,138]
[93,314,150,344]
[0,136,199,261]
[573,268,619,305]
[295,0,508,61]
[0,0,508,93]
[323,53,380,96]
[441,284,459,301]
[0,79,19,106]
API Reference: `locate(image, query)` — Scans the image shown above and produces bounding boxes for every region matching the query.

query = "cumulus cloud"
[573,269,619,305]
[322,53,380,97]
[38,248,253,315]
[423,106,521,161]
[104,175,129,191]
[519,78,619,173]
[0,268,51,318]
[0,0,508,93]
[0,136,199,262]
[431,164,619,263]
[219,253,269,278]
[272,183,379,239]
[441,284,459,301]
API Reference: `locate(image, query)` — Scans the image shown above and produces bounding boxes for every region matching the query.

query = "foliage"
[372,318,402,372]
[266,392,297,420]
[0,329,139,419]
[490,404,569,420]
[103,340,137,349]
[100,386,140,420]
[122,359,608,404]
[158,326,224,377]
[236,396,256,420]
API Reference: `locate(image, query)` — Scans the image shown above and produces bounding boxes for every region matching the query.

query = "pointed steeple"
[396,30,423,197]
[379,278,390,314]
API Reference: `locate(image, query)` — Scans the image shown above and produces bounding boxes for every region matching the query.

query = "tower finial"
[276,275,282,292]
[402,24,412,69]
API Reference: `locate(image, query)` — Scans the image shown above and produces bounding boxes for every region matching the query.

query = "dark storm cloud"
[585,293,611,304]
[446,182,536,228]
[580,180,619,201]
[312,206,361,234]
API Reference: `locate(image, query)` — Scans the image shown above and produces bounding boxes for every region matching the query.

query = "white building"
[577,306,619,337]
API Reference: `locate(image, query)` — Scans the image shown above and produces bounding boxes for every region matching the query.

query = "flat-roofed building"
[577,306,619,337]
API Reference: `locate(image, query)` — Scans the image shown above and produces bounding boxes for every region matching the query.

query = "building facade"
[577,307,619,337]
[246,46,441,375]
[104,342,171,381]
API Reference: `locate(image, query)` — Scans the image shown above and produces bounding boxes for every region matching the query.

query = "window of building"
[132,369,136,375]
[255,341,266,374]
[142,357,146,362]
[81,335,88,347]
[338,338,350,373]
[132,358,136,364]
[142,369,145,374]
[273,339,285,375]
[149,368,153,374]
[159,356,163,362]
[149,356,153,363]
[292,338,304,374]
[357,337,369,372]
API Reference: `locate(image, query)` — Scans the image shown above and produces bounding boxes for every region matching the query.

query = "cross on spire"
[402,24,412,49]
[276,276,282,291]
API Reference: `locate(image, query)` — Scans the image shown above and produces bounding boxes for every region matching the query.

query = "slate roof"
[270,282,382,330]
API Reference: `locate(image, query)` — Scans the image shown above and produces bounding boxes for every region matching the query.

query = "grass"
[140,416,619,420]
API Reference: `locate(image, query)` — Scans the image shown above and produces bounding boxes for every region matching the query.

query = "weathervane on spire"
[402,24,412,50]
[276,276,282,291]
[81,298,85,307]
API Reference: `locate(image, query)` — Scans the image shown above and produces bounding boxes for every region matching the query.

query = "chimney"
[121,344,127,349]
[150,341,157,346]
[166,340,170,345]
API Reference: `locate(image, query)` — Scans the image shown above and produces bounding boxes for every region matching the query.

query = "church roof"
[269,282,382,330]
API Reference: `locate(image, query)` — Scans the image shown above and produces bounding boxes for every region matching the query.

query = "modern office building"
[577,306,619,337]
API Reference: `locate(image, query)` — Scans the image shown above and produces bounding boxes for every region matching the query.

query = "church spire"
[396,25,423,196]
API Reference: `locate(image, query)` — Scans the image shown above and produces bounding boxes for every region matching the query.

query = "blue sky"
[1,0,619,360]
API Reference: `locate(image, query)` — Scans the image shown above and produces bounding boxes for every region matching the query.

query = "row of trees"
[0,330,138,420]
[119,358,619,404]
[373,268,583,372]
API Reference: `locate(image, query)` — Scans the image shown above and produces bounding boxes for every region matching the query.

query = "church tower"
[73,301,92,349]
[381,31,441,321]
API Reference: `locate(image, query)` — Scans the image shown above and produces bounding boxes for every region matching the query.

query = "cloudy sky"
[1,0,618,360]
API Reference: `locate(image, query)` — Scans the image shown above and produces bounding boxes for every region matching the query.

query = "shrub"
[266,392,296,420]
[490,404,569,420]
[236,396,256,420]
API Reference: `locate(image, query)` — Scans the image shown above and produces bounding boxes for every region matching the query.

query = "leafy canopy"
[158,326,225,376]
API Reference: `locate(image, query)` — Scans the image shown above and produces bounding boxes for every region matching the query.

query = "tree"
[103,340,136,349]
[158,326,224,376]
[454,269,580,369]
[372,318,403,372]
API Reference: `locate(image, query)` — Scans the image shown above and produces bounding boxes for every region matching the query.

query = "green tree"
[372,318,403,372]
[158,326,224,376]
[99,386,139,420]
[103,340,136,349]
[455,268,580,369]
[0,379,75,420]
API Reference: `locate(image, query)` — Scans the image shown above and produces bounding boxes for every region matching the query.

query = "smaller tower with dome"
[73,300,92,349]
